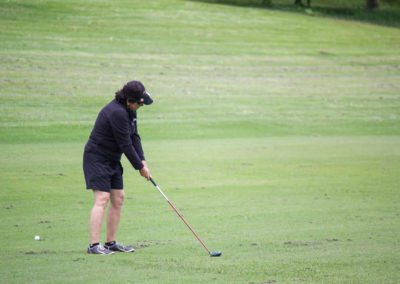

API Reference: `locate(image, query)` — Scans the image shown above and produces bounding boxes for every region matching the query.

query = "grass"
[1,137,399,283]
[0,0,400,283]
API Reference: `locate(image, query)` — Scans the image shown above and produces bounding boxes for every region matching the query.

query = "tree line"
[262,0,381,9]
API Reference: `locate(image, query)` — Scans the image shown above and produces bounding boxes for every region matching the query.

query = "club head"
[210,251,222,257]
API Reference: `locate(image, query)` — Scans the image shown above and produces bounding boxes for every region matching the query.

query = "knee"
[93,192,110,209]
[111,192,125,208]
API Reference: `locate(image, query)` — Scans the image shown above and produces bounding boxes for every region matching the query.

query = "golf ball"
[34,235,41,241]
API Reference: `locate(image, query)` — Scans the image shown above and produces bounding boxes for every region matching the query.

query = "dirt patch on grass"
[133,240,172,250]
[22,250,56,255]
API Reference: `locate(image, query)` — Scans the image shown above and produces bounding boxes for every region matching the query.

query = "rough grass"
[0,0,399,283]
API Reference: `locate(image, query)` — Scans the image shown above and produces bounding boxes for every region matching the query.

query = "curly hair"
[115,90,127,104]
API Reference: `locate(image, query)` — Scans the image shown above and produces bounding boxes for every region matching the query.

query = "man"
[83,80,153,254]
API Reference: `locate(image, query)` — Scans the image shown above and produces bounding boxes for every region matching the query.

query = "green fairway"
[1,0,400,283]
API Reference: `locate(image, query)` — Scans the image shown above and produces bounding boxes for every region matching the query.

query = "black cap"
[122,80,153,105]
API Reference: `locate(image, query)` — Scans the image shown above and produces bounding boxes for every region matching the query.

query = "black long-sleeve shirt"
[84,99,145,170]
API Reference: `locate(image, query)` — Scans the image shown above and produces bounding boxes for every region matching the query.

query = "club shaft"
[149,178,211,254]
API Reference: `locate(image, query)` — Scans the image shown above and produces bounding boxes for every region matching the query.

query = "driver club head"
[210,251,222,257]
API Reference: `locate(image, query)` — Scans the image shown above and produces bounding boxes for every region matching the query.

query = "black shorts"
[83,151,124,192]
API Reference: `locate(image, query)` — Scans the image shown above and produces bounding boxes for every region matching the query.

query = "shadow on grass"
[189,0,400,28]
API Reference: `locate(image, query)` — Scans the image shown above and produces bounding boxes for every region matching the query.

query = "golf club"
[149,177,222,257]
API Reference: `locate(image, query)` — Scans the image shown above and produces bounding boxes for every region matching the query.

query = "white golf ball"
[34,235,41,241]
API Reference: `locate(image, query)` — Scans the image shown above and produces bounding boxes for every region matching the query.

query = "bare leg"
[89,190,110,244]
[106,189,125,242]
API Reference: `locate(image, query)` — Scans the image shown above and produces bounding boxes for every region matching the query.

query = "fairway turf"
[1,0,400,283]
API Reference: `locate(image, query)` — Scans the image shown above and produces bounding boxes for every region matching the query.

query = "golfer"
[83,80,153,255]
